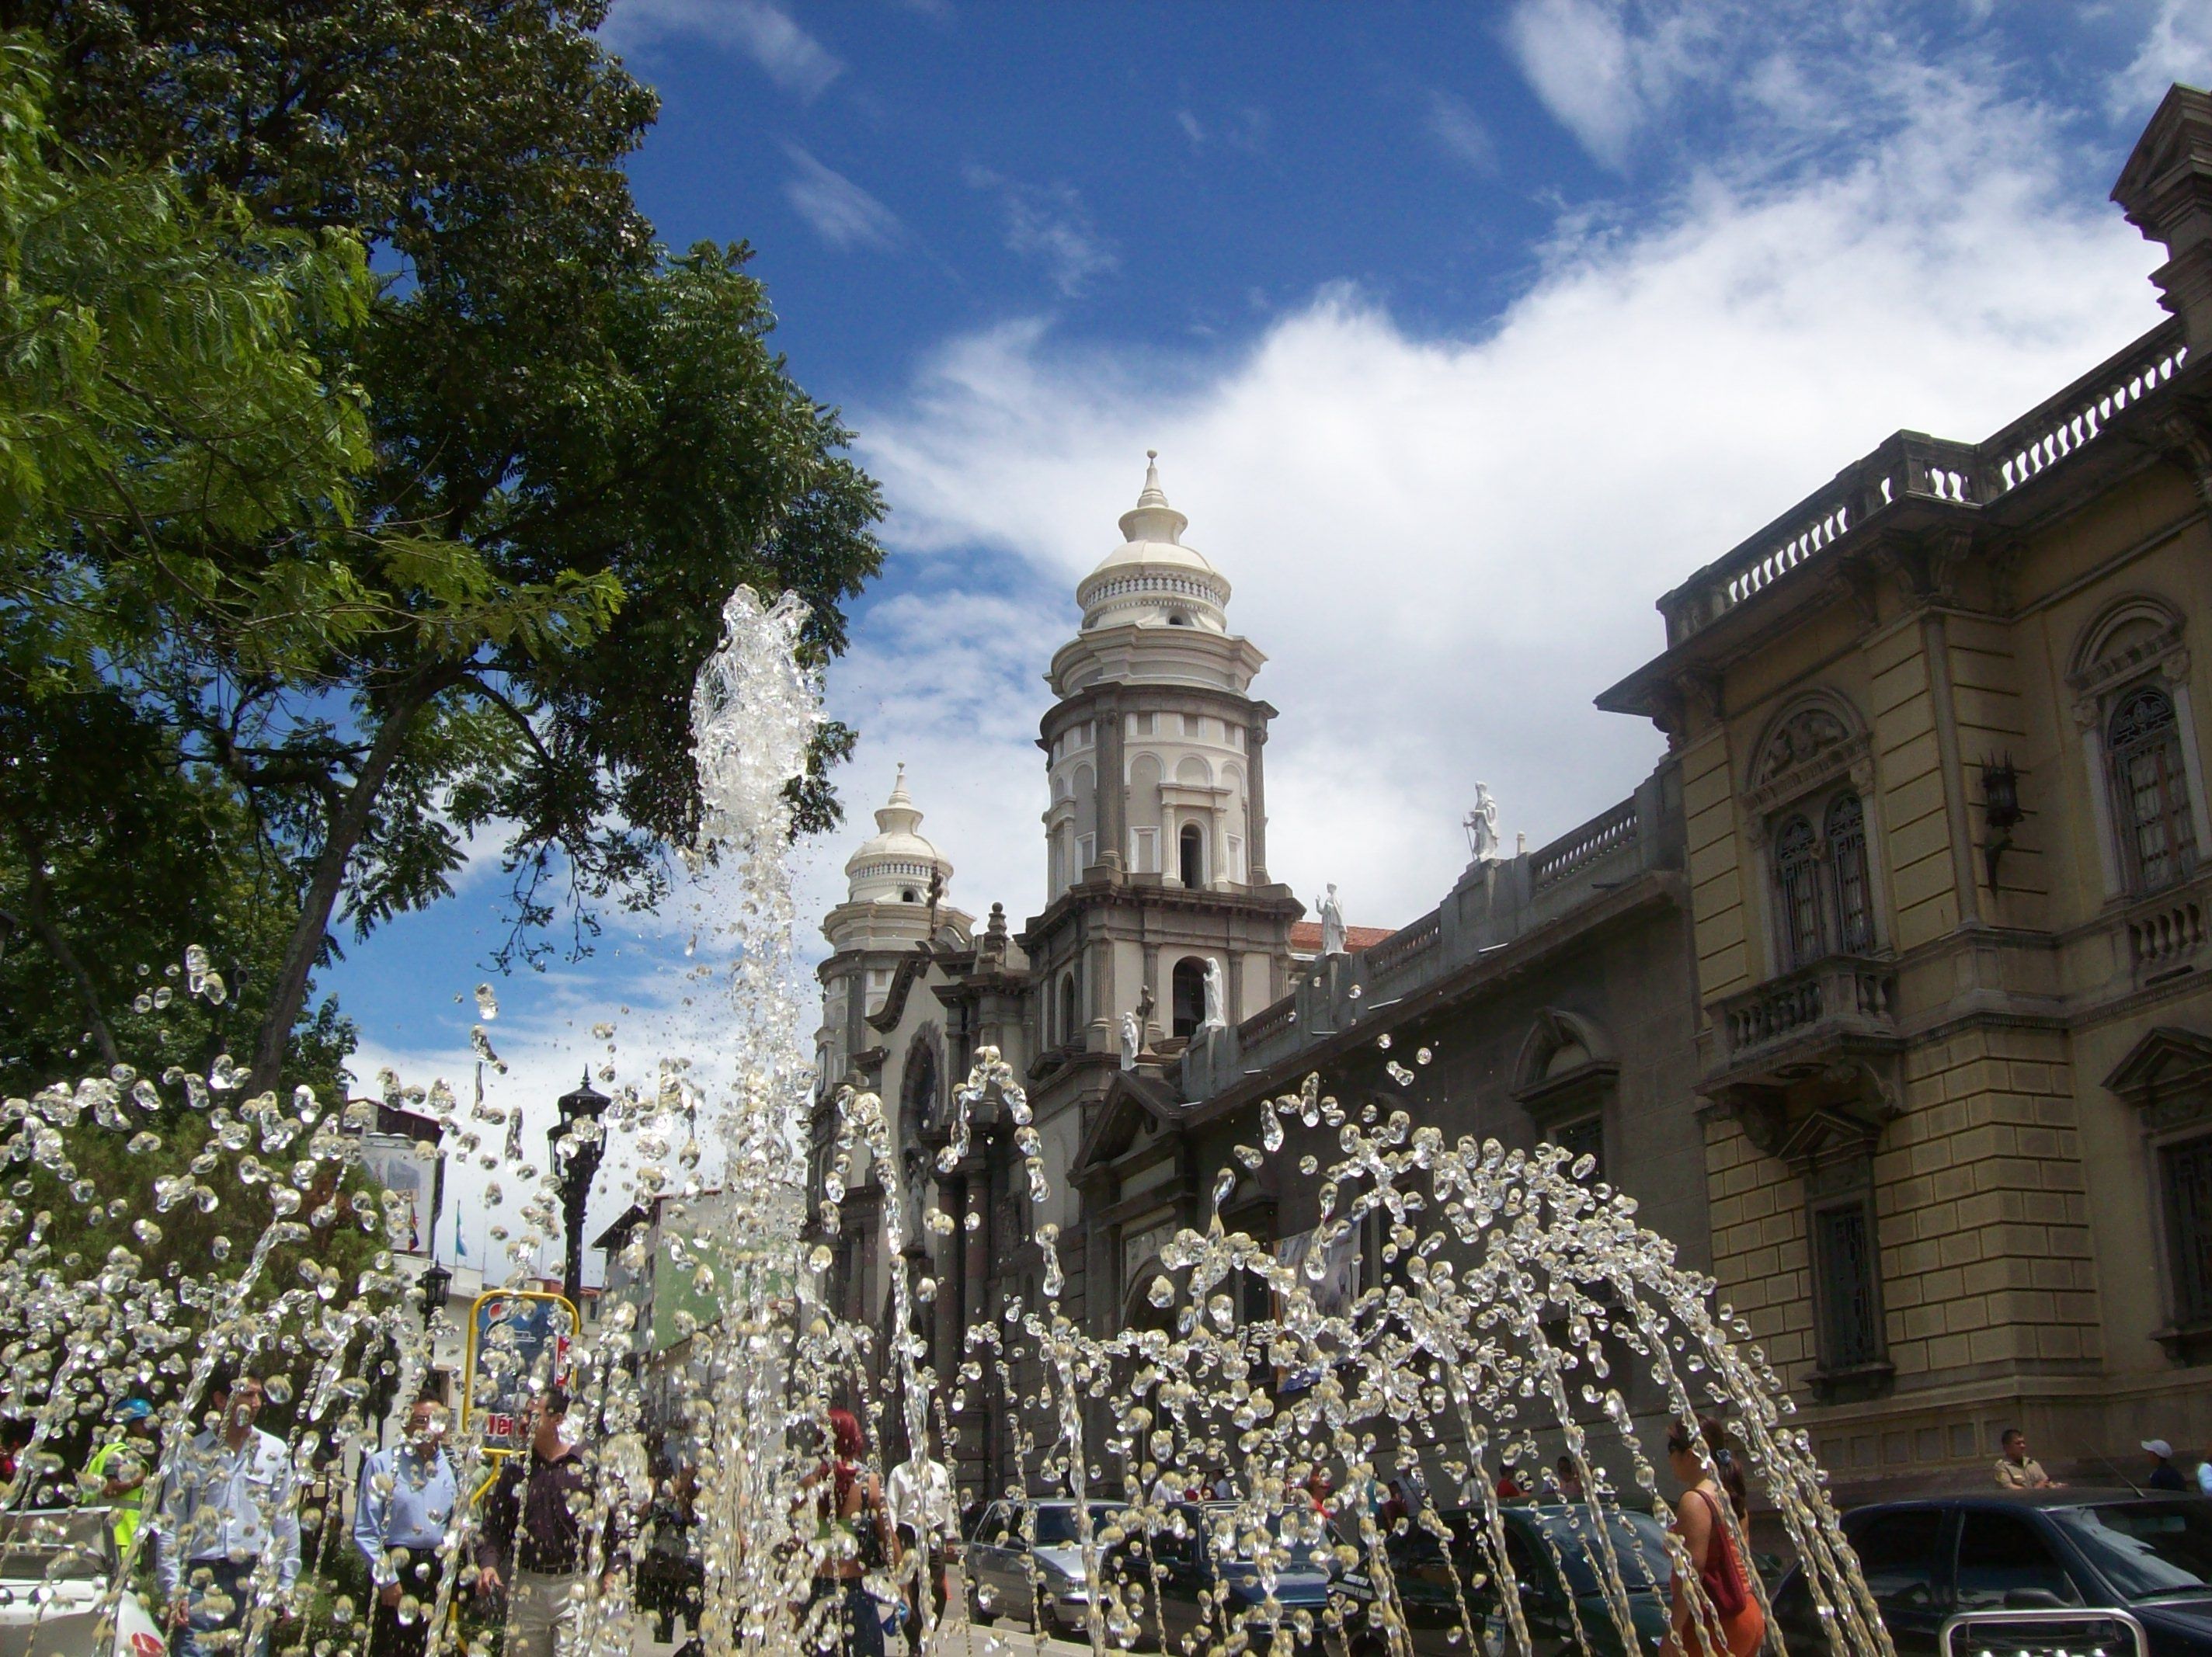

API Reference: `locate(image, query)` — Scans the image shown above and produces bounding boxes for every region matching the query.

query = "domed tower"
[816,767,972,1092]
[1022,452,1299,1121]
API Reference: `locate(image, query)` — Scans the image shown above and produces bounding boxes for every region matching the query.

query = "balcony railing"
[1717,955,1899,1065]
[1660,320,2189,648]
[1236,997,1296,1050]
[1363,910,1441,985]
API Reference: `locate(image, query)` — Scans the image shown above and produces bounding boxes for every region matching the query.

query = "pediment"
[1071,1070,1184,1184]
[2104,1026,2212,1110]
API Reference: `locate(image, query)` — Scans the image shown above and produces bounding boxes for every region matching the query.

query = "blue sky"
[331,0,2212,1278]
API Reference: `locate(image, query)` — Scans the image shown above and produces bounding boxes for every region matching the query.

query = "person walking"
[1994,1429,2064,1490]
[886,1429,954,1655]
[155,1370,300,1657]
[801,1409,899,1657]
[1659,1419,1762,1657]
[475,1391,619,1657]
[2143,1440,2191,1492]
[85,1400,158,1553]
[353,1396,459,1657]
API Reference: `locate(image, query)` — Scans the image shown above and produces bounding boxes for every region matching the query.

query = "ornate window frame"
[1743,694,1887,978]
[2105,1027,2212,1364]
[1511,1008,1619,1177]
[2068,596,2211,901]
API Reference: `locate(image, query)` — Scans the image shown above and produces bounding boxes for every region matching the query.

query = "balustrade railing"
[1364,911,1441,983]
[1660,320,2189,648]
[2128,895,2207,977]
[1237,997,1296,1050]
[1531,797,1642,892]
[1719,955,1898,1061]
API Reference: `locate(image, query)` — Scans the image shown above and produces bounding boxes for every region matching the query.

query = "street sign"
[461,1289,579,1455]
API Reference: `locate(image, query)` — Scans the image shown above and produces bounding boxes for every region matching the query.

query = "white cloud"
[840,66,2164,940]
[2112,0,2212,117]
[783,145,903,250]
[1504,0,1654,170]
[603,0,843,100]
[965,168,1117,297]
[1426,89,1498,172]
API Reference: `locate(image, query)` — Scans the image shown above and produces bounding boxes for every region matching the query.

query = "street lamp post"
[550,1070,610,1306]
[419,1259,452,1331]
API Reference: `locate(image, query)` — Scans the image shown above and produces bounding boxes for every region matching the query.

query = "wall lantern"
[1980,754,2023,889]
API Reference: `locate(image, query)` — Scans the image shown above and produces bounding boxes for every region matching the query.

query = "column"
[1247,715,1271,883]
[1097,696,1126,875]
[934,1172,964,1398]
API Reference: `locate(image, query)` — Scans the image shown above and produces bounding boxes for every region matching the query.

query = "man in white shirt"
[887,1434,956,1652]
[156,1370,300,1657]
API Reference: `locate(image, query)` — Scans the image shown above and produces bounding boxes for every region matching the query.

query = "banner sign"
[356,1131,438,1254]
[462,1290,578,1454]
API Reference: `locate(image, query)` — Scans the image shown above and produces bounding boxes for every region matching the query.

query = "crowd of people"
[50,1372,2212,1657]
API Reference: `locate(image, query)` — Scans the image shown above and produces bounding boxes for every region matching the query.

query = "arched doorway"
[1179,823,1205,888]
[1171,957,1207,1039]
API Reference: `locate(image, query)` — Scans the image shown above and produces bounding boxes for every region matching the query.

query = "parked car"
[1332,1502,1674,1657]
[1771,1491,2212,1657]
[1125,1502,1341,1655]
[965,1499,1131,1637]
[0,1509,165,1657]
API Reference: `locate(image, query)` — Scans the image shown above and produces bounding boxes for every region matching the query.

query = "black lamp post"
[419,1259,452,1329]
[550,1069,611,1305]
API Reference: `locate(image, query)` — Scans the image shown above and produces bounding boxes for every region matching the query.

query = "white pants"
[505,1570,583,1657]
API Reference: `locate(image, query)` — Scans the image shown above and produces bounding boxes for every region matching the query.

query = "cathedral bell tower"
[1019,453,1301,1137]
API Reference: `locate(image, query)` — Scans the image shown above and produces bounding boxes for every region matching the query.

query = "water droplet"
[475,984,499,1020]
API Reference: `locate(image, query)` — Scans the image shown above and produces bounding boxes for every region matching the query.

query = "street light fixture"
[419,1259,452,1330]
[550,1068,610,1305]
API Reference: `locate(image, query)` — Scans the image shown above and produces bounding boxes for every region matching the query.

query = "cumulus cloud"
[603,0,843,101]
[835,64,2163,940]
[2112,0,2212,117]
[784,145,903,249]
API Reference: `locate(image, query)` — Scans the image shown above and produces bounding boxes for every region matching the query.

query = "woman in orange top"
[1660,1418,1762,1657]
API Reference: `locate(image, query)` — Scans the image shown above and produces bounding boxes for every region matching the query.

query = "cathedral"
[808,456,1307,1486]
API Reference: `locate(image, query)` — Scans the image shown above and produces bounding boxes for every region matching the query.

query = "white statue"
[1118,1011,1140,1071]
[1200,958,1226,1030]
[1466,782,1501,863]
[1316,884,1347,956]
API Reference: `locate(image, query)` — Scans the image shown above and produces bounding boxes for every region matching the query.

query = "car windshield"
[0,1513,112,1582]
[2049,1503,2212,1602]
[1200,1506,1331,1575]
[1527,1508,1672,1596]
[1031,1505,1125,1547]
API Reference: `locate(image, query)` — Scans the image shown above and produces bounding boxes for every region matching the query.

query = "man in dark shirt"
[475,1391,620,1657]
[2144,1438,2193,1492]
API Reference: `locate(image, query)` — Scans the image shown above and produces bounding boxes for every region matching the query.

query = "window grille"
[2161,1132,2212,1325]
[2111,686,2196,892]
[1554,1116,1605,1184]
[1813,1204,1882,1369]
[1827,792,1873,952]
[1775,813,1824,967]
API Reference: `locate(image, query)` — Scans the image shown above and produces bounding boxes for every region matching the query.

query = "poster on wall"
[464,1291,578,1454]
[1272,1224,1362,1393]
[355,1131,437,1253]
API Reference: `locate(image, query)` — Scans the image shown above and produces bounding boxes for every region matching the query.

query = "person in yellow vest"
[85,1399,158,1551]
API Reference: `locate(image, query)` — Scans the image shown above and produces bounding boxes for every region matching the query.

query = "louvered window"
[1828,793,1873,952]
[2111,686,2196,892]
[1775,813,1824,968]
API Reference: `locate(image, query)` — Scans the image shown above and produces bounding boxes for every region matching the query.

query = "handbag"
[1695,1490,1748,1618]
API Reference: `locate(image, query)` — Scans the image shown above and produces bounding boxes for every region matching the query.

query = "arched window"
[1179,823,1205,889]
[2111,685,2196,892]
[1171,957,1207,1040]
[1774,813,1823,969]
[1057,971,1079,1050]
[1826,792,1873,953]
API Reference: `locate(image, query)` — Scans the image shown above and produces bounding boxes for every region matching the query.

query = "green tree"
[3,2,887,1096]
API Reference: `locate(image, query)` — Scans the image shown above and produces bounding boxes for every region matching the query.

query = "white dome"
[844,767,953,905]
[1076,454,1231,633]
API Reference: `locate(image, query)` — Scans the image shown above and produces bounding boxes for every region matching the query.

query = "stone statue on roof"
[1466,783,1501,863]
[1201,957,1226,1030]
[1316,884,1347,956]
[1118,1011,1140,1071]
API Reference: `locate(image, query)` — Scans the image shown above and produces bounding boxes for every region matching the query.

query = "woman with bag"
[799,1409,902,1657]
[1659,1418,1762,1657]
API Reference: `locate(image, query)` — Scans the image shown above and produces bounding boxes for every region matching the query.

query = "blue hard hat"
[117,1400,152,1422]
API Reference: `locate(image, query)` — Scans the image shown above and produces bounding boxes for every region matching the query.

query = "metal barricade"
[1939,1606,2151,1657]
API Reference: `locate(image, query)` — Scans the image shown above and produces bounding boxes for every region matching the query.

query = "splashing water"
[0,580,1899,1657]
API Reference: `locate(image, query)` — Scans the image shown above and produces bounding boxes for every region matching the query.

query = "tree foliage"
[0,2,888,1096]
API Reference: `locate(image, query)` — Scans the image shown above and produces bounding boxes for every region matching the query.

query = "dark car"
[1130,1502,1342,1655]
[1771,1491,2212,1657]
[1333,1503,1674,1657]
